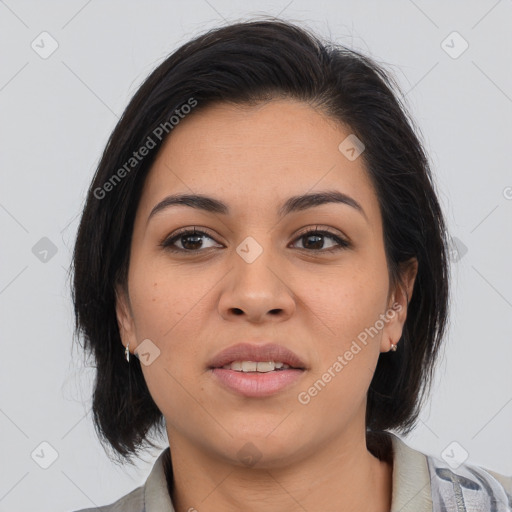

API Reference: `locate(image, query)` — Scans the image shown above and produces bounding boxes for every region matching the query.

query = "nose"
[217,245,296,324]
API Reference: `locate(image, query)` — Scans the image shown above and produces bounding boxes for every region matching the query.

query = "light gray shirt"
[72,433,512,511]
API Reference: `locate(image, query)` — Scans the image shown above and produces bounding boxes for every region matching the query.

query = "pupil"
[305,234,323,249]
[183,234,202,250]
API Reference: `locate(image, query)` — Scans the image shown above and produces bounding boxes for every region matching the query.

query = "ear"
[380,257,418,353]
[115,283,137,355]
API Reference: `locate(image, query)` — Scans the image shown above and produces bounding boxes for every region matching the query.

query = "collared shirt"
[73,433,512,511]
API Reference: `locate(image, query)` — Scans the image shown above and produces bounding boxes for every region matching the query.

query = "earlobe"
[402,257,418,305]
[393,257,418,311]
[381,257,418,352]
[114,284,136,349]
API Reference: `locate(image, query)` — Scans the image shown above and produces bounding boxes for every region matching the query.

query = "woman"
[71,18,512,512]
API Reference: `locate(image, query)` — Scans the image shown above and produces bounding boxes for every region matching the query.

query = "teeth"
[221,361,291,372]
[242,361,257,372]
[255,361,274,372]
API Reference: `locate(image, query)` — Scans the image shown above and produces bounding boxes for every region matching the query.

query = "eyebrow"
[147,190,367,225]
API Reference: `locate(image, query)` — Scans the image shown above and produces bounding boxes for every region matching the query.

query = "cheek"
[301,256,390,347]
[295,251,389,409]
[126,262,212,409]
[127,257,208,340]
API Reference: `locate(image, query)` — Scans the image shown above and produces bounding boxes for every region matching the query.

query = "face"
[116,98,417,468]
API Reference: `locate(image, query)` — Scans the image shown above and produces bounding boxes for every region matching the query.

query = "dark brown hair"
[71,17,450,464]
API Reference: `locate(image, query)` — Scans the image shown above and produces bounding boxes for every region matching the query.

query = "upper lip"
[208,342,306,369]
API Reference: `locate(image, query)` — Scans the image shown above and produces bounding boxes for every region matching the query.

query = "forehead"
[137,99,379,222]
[157,98,354,166]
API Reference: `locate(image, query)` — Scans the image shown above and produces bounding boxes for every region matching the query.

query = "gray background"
[1,1,511,511]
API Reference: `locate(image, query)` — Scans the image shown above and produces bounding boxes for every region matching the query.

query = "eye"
[290,226,350,253]
[159,227,222,253]
[160,226,350,254]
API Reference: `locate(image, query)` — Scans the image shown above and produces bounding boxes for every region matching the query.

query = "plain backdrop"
[1,1,511,511]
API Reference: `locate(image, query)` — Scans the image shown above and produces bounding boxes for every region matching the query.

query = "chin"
[225,440,302,470]
[212,426,305,470]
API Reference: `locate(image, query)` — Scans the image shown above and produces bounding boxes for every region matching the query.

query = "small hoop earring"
[390,343,397,352]
[125,342,130,362]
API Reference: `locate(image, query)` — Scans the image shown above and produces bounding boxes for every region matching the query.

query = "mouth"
[218,360,300,372]
[208,342,307,370]
[208,342,307,398]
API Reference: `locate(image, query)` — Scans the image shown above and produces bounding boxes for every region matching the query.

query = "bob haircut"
[72,17,450,464]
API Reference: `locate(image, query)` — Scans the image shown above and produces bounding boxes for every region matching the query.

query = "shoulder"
[426,453,512,511]
[487,468,512,496]
[70,484,144,512]
[387,433,512,511]
[69,447,174,512]
[390,433,512,511]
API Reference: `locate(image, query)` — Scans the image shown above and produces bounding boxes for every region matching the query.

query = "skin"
[115,98,418,512]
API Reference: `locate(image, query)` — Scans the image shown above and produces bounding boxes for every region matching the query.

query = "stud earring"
[125,342,130,362]
[390,343,397,352]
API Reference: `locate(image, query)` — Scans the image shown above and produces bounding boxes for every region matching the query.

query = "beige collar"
[142,433,434,511]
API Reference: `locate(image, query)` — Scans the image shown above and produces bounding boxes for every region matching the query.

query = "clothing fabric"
[72,433,512,511]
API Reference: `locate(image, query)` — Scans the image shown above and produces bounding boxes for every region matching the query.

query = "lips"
[208,342,306,370]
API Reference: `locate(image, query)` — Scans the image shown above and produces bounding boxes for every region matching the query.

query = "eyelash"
[159,226,350,254]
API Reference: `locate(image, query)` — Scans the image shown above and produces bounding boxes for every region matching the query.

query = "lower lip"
[210,368,305,397]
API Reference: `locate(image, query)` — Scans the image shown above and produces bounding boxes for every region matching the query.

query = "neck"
[164,428,393,512]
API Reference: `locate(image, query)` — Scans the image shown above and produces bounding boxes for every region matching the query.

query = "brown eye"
[160,228,222,253]
[291,228,350,252]
[160,226,350,254]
